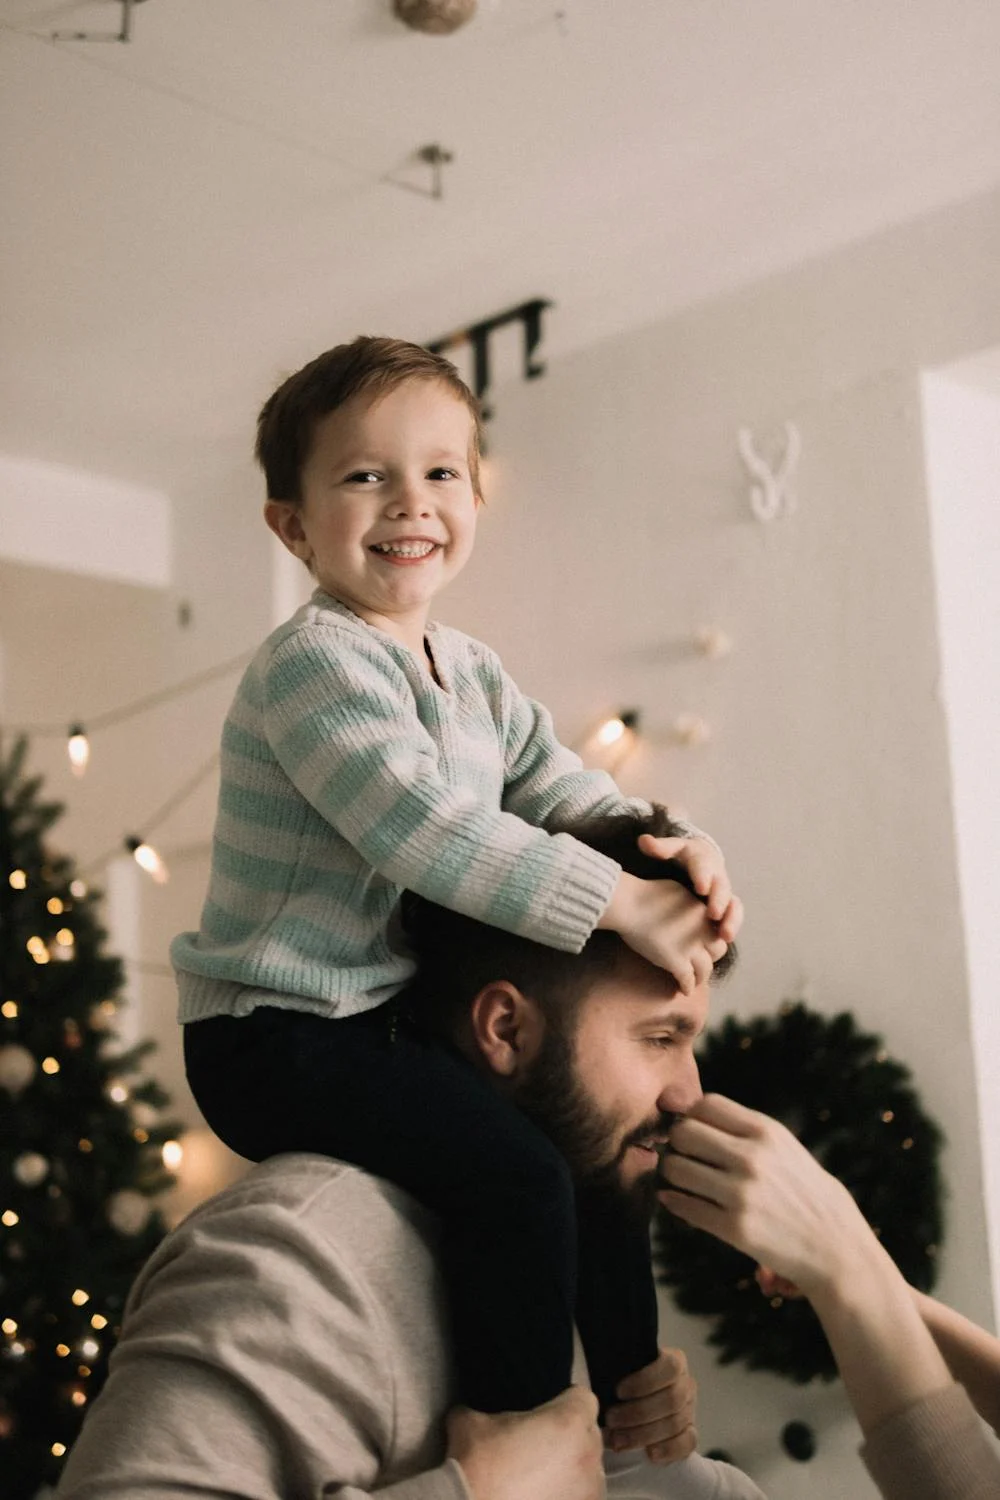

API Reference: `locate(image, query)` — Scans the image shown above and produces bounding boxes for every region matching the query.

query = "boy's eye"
[344,470,381,485]
[427,467,459,481]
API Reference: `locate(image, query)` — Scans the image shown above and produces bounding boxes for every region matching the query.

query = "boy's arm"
[260,629,619,954]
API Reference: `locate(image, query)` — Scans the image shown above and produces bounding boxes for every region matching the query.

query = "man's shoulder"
[173,1155,440,1267]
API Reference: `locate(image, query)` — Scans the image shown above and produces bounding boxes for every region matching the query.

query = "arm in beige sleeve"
[55,1191,470,1500]
[911,1287,1000,1436]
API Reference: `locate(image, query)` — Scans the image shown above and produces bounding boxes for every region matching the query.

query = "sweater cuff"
[860,1383,1000,1500]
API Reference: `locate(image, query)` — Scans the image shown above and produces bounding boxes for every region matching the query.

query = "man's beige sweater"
[55,1155,1000,1500]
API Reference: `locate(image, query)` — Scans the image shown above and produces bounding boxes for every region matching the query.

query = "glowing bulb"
[9,870,26,890]
[126,838,169,884]
[71,1289,90,1307]
[162,1140,184,1171]
[42,1057,61,1075]
[55,928,74,947]
[52,1443,66,1457]
[596,717,626,747]
[70,880,87,899]
[48,897,65,914]
[67,726,90,777]
[10,1341,25,1357]
[2,1211,19,1227]
[71,1389,87,1407]
[55,1343,71,1358]
[133,1127,149,1143]
[107,1082,129,1105]
[2,1318,17,1335]
[26,936,46,956]
[80,1338,100,1360]
[1,1001,18,1019]
[90,1314,108,1330]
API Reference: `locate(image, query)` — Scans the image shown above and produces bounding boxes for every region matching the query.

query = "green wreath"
[653,1003,945,1383]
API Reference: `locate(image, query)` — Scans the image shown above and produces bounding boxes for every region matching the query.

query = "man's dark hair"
[401,804,736,1036]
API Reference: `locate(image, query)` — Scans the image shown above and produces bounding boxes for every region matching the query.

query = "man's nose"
[660,1056,703,1116]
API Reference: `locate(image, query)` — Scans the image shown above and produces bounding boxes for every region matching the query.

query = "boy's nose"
[387,479,432,518]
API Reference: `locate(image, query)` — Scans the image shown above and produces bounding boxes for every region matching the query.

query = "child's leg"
[185,1004,577,1413]
[573,1186,660,1420]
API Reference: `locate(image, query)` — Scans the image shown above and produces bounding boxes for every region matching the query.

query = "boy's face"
[265,379,480,647]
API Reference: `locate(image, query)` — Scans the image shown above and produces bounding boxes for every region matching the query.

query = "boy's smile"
[265,378,480,656]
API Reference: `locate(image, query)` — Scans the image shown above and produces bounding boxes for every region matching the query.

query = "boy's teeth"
[373,542,436,557]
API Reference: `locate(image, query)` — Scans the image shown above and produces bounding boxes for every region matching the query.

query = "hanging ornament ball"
[107,1188,153,1237]
[393,0,477,35]
[13,1151,49,1187]
[0,1044,37,1098]
[781,1420,817,1462]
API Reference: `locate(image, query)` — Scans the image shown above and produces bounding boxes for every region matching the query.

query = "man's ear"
[469,981,545,1078]
[264,499,312,563]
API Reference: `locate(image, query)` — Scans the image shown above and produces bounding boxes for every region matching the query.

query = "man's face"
[513,945,708,1216]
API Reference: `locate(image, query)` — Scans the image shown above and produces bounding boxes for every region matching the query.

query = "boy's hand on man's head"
[636,833,743,944]
[604,1346,698,1465]
[598,872,727,995]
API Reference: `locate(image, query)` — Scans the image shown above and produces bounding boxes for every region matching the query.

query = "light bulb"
[8,870,27,890]
[71,1289,90,1307]
[125,838,169,884]
[162,1139,184,1171]
[67,725,90,777]
[596,717,626,747]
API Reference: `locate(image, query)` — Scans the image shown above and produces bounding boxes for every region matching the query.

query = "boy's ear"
[264,500,311,562]
[469,982,545,1078]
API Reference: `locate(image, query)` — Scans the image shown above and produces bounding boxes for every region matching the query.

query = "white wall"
[434,188,1000,1495]
[922,355,1000,1319]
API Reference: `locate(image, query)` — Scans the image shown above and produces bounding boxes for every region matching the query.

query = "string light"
[125,838,169,884]
[107,1081,129,1105]
[41,1057,61,1075]
[67,725,90,777]
[79,1338,100,1360]
[51,1443,66,1457]
[69,879,87,899]
[8,870,27,890]
[55,1344,71,1358]
[90,1314,108,1330]
[1,1001,18,1019]
[2,1318,16,1335]
[47,897,65,914]
[70,1289,90,1307]
[162,1140,184,1170]
[2,1211,20,1228]
[596,716,628,747]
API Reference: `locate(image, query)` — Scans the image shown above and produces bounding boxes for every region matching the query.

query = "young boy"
[172,337,740,1457]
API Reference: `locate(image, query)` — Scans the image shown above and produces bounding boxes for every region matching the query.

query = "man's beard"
[512,1021,680,1222]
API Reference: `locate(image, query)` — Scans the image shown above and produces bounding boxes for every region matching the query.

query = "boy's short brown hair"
[255,335,484,503]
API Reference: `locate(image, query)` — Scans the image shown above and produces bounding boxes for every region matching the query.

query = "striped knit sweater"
[172,591,654,1023]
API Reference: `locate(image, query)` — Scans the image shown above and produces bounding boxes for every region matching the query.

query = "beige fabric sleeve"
[860,1382,1000,1500]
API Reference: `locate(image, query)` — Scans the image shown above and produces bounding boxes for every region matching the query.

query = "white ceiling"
[2,0,999,495]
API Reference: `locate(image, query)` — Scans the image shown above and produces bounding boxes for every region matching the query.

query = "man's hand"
[636,834,743,943]
[604,1346,697,1465]
[447,1386,605,1500]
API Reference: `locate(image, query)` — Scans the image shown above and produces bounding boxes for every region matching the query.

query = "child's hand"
[603,1346,697,1465]
[597,872,728,994]
[636,833,743,944]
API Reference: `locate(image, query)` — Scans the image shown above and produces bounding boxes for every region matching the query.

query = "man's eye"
[647,1035,675,1049]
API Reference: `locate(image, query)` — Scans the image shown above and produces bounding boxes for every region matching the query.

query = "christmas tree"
[0,736,182,1498]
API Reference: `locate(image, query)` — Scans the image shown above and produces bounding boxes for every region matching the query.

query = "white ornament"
[671,713,711,749]
[106,1189,152,1236]
[393,0,477,33]
[738,422,801,523]
[13,1152,49,1187]
[0,1045,37,1098]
